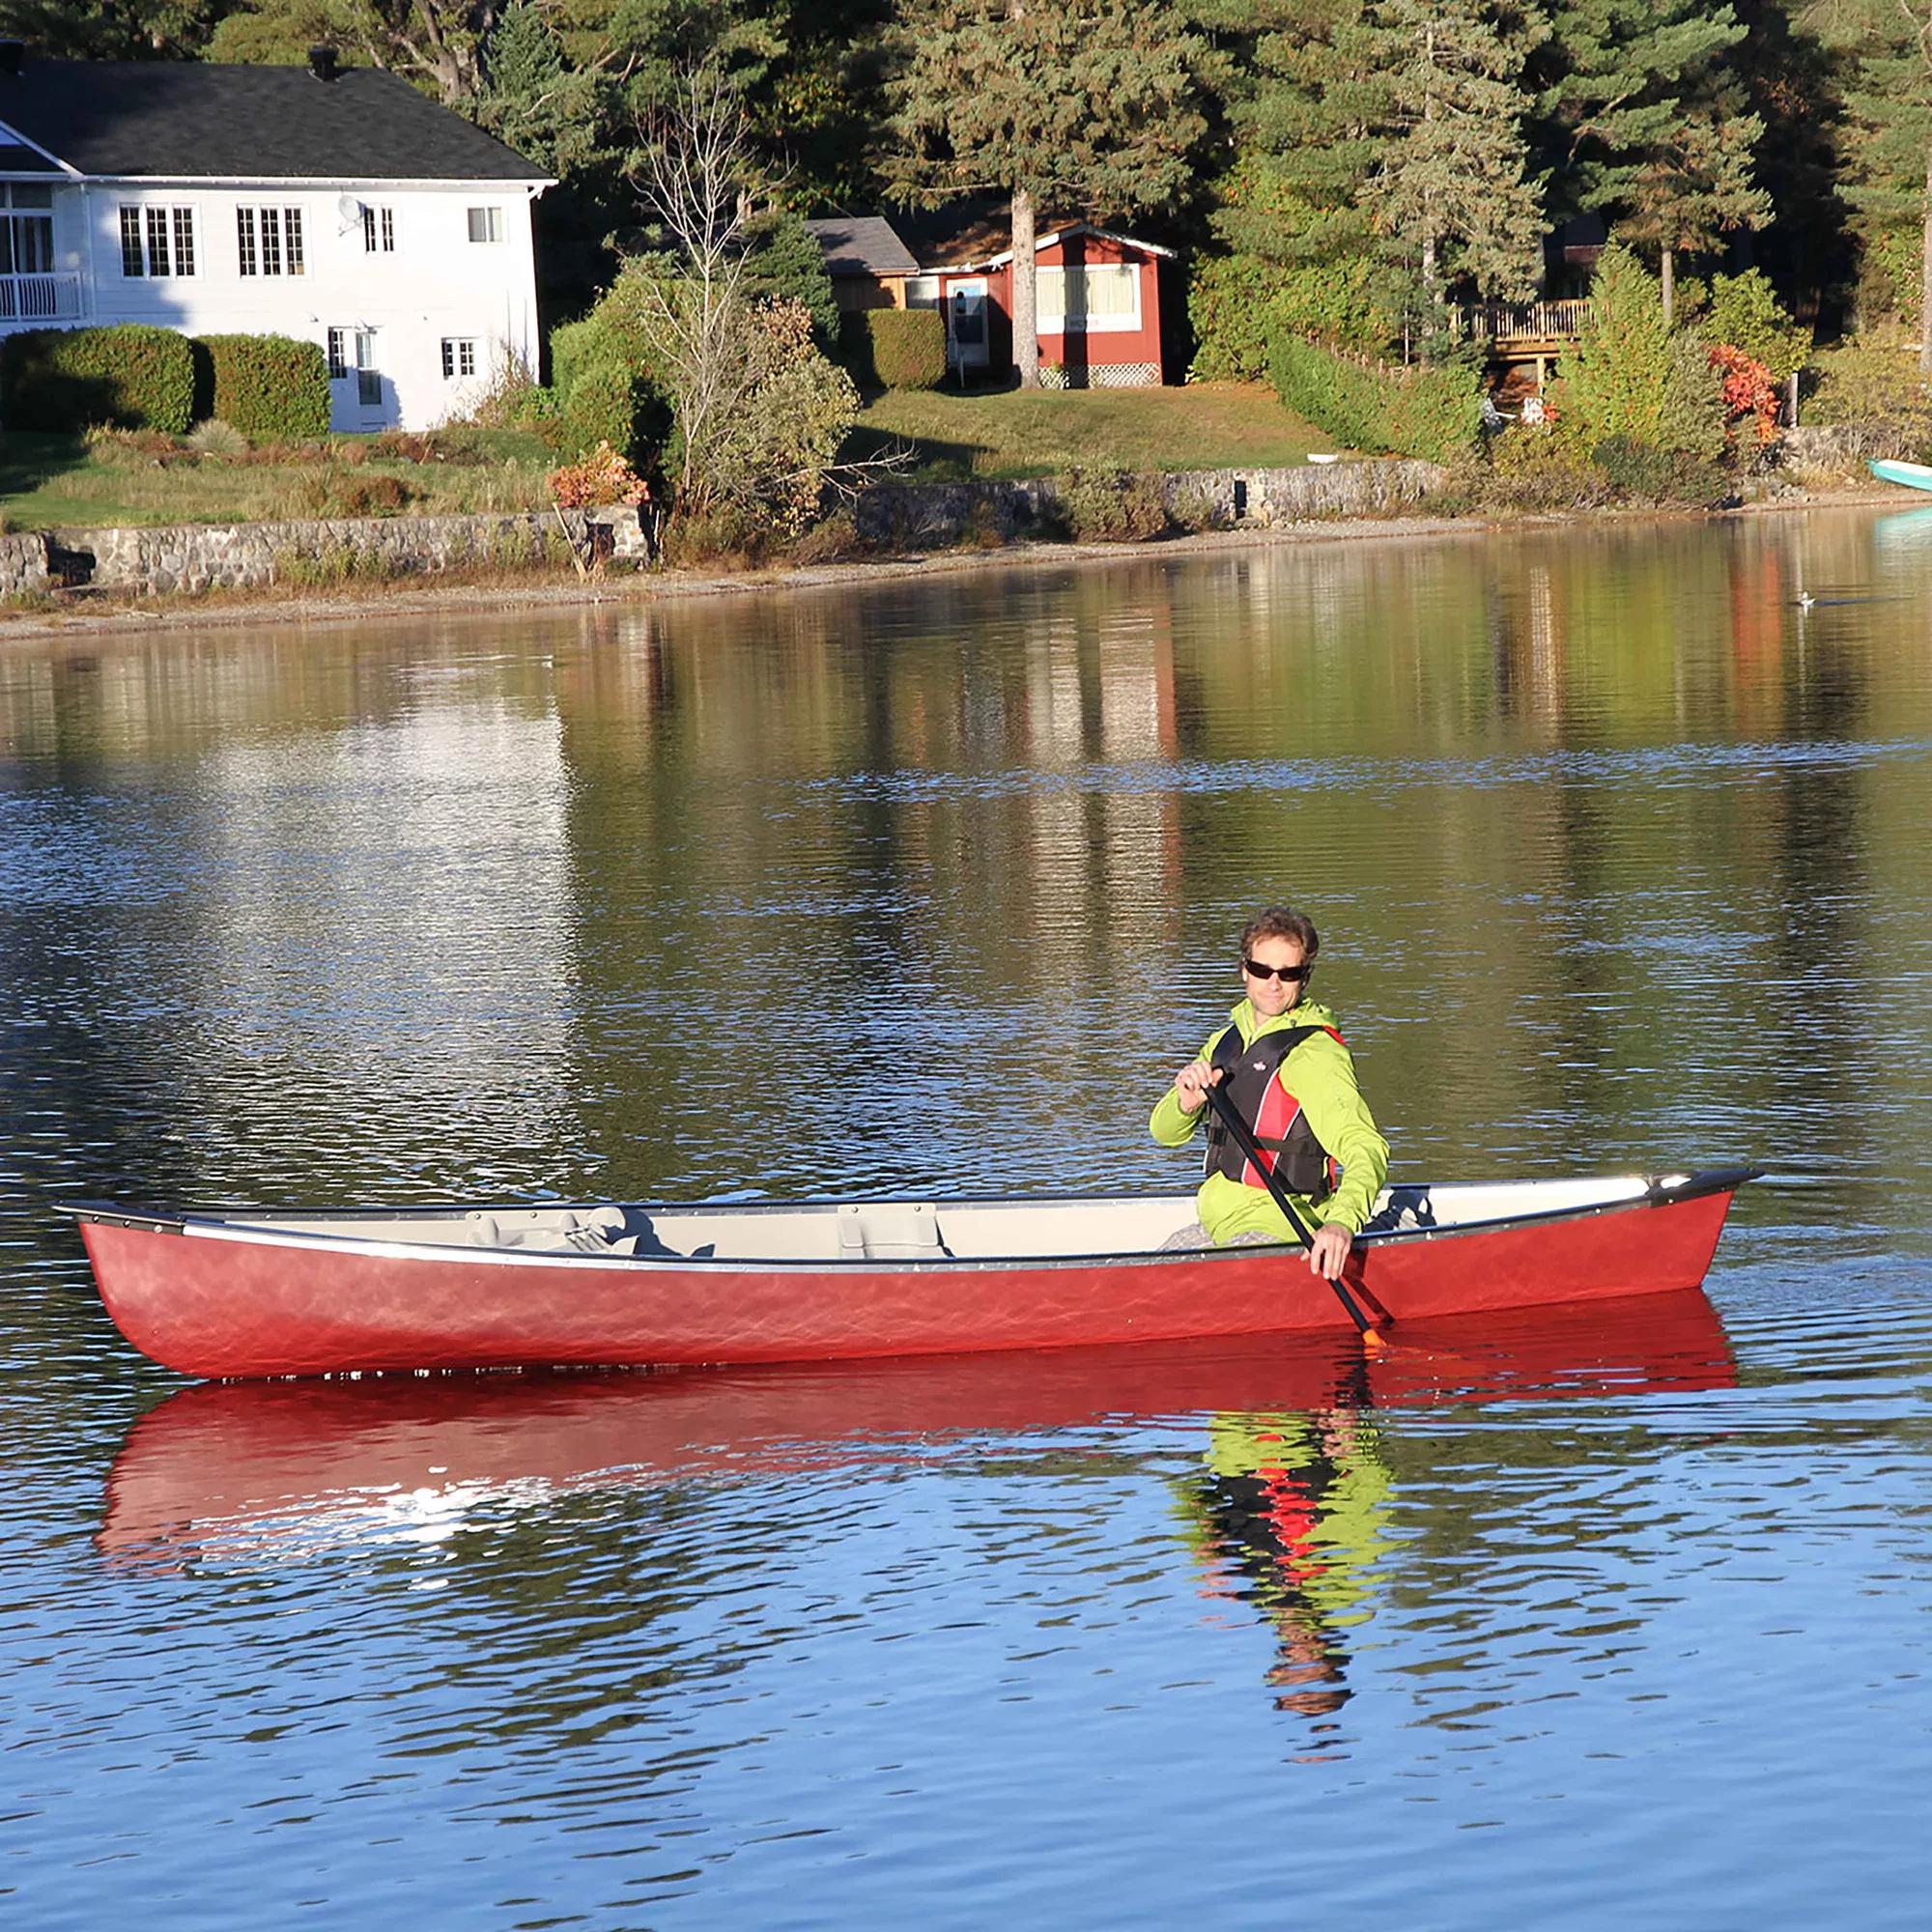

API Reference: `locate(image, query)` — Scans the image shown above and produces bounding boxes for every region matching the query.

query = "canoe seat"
[467,1206,641,1256]
[837,1202,952,1261]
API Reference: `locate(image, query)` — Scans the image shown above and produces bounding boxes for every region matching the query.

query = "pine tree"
[1813,0,1932,366]
[480,0,604,176]
[885,0,1215,388]
[1357,0,1549,307]
[1536,0,1767,321]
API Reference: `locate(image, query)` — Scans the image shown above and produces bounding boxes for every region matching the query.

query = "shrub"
[1054,468,1172,542]
[547,440,646,508]
[1190,252,1398,382]
[193,334,331,441]
[1589,437,1725,503]
[1804,330,1932,440]
[1705,271,1810,384]
[1266,331,1480,462]
[1710,344,1779,450]
[843,308,948,390]
[1,325,196,434]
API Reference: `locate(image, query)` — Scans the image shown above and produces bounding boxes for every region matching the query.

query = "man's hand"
[1306,1221,1354,1280]
[1173,1059,1222,1115]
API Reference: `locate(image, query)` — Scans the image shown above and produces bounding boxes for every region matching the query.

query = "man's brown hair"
[1238,906,1320,961]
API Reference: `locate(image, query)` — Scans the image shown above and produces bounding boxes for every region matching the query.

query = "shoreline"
[0,482,1911,646]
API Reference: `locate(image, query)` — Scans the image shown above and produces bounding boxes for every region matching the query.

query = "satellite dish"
[337,194,364,224]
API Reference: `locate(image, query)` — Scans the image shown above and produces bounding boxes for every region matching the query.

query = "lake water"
[5,506,1932,1927]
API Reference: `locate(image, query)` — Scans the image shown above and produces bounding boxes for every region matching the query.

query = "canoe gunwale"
[61,1165,1764,1275]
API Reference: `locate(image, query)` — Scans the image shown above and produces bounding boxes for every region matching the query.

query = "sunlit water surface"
[5,506,1932,1926]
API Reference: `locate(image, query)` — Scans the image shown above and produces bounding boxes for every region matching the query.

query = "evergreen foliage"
[843,308,947,389]
[1266,330,1481,460]
[193,334,333,440]
[742,209,840,342]
[1703,270,1810,382]
[1,325,197,435]
[1552,243,1723,458]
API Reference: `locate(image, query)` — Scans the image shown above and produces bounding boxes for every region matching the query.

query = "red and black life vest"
[1204,1022,1343,1196]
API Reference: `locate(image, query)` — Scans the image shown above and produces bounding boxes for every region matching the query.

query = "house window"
[237,206,304,276]
[355,329,381,408]
[1036,263,1140,330]
[327,327,348,381]
[2,185,55,277]
[467,206,503,243]
[361,205,396,253]
[440,337,478,379]
[117,203,194,277]
[904,275,941,308]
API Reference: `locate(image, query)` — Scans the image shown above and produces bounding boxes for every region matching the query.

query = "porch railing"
[1451,298,1593,344]
[0,272,86,323]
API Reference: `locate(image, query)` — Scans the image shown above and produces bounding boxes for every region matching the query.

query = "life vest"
[1204,1021,1343,1196]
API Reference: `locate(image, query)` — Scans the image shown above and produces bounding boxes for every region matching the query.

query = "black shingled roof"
[0,59,548,183]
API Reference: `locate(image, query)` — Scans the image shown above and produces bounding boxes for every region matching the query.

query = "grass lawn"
[0,427,556,529]
[842,381,1334,482]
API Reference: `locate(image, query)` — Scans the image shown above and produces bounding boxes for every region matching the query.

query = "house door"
[946,280,988,372]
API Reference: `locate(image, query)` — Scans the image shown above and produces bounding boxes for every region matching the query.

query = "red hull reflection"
[99,1291,1736,1573]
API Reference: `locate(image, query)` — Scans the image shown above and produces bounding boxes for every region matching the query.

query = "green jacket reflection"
[1151,996,1390,1244]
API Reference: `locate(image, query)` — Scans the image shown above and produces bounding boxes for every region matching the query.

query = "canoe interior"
[175,1174,1679,1264]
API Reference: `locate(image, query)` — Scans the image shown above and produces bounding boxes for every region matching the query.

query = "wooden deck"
[1451,298,1593,358]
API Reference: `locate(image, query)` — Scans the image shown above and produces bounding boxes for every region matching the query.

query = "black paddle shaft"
[1199,1077,1383,1339]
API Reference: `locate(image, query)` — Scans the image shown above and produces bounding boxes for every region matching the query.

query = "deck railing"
[1451,298,1594,344]
[0,272,86,324]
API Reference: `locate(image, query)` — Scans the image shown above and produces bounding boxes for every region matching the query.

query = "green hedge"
[841,308,947,390]
[0,324,196,434]
[194,334,332,440]
[1265,331,1479,463]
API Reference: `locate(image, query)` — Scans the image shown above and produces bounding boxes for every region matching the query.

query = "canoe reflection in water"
[99,1290,1736,1701]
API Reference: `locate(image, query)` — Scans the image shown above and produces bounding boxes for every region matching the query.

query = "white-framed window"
[362,205,395,253]
[3,185,55,276]
[355,329,381,408]
[1037,263,1140,332]
[326,327,349,381]
[116,202,194,277]
[238,206,305,277]
[440,337,478,380]
[904,275,942,308]
[467,206,503,243]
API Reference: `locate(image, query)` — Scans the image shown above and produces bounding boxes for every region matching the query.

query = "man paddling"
[1151,907,1389,1279]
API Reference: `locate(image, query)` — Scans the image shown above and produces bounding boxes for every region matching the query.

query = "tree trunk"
[1921,151,1932,376]
[1661,245,1675,328]
[1012,185,1038,391]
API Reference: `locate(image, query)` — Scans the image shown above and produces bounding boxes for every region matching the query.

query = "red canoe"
[97,1290,1738,1570]
[67,1167,1759,1380]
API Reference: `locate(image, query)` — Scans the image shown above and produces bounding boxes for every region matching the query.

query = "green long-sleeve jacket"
[1150,997,1390,1245]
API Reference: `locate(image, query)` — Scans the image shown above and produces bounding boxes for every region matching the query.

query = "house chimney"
[307,44,339,83]
[0,41,27,78]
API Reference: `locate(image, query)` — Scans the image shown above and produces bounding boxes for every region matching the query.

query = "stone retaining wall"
[850,458,1446,547]
[1779,423,1913,470]
[2,460,1443,605]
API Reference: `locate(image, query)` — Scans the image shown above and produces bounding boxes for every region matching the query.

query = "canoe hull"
[77,1176,1748,1379]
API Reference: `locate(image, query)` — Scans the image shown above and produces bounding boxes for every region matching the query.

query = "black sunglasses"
[1242,957,1311,983]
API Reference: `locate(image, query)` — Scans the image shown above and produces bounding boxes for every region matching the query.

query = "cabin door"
[946,280,988,373]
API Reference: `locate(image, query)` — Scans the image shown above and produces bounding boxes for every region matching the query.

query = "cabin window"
[904,275,941,308]
[467,206,503,243]
[440,337,478,379]
[116,203,193,277]
[237,206,304,276]
[362,205,395,253]
[326,327,348,381]
[1036,263,1140,330]
[2,185,55,276]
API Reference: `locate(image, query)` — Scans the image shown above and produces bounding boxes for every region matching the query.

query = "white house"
[0,45,551,432]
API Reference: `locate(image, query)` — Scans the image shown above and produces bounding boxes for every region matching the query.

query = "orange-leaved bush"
[1709,344,1778,447]
[547,440,646,508]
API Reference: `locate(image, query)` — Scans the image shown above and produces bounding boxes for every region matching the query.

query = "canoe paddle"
[1199,1077,1389,1345]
